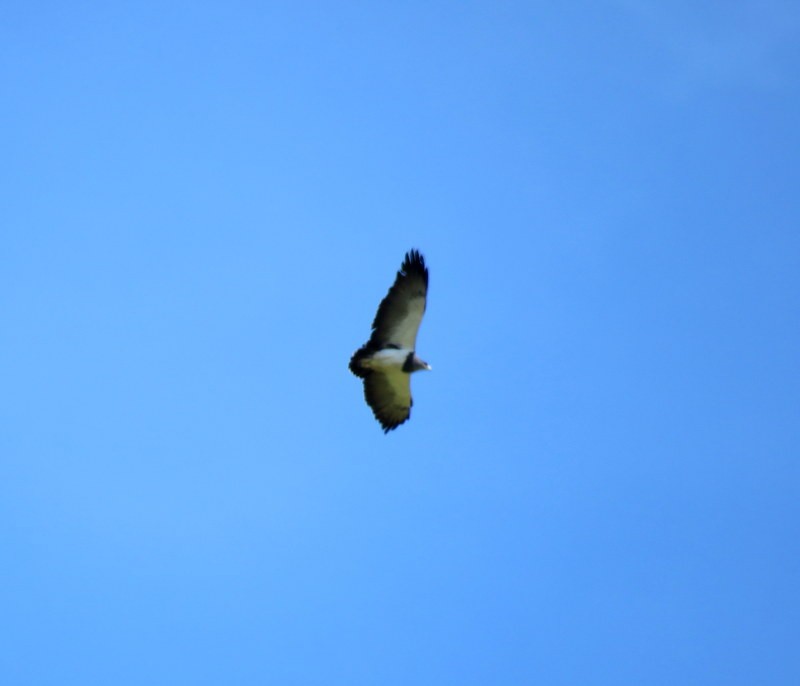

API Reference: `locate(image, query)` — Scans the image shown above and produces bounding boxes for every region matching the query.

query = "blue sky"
[2,1,799,683]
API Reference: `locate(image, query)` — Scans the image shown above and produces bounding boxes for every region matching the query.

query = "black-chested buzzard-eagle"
[349,249,431,432]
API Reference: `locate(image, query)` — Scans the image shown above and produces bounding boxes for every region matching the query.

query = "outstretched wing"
[369,250,428,349]
[362,367,413,433]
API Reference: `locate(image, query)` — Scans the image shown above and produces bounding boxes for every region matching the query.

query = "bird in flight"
[349,249,431,432]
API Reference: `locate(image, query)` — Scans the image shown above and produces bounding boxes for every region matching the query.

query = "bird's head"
[413,355,432,372]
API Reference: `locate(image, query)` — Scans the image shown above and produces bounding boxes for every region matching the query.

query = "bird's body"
[355,348,412,371]
[349,250,431,432]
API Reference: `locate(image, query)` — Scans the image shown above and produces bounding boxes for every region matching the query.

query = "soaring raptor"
[349,250,431,432]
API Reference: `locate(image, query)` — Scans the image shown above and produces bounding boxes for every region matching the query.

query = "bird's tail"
[349,346,372,378]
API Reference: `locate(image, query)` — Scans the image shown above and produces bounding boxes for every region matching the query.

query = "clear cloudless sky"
[2,1,799,684]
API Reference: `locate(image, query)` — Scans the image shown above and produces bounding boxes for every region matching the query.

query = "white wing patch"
[386,295,425,350]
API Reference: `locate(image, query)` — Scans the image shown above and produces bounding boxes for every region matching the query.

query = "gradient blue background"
[3,2,799,683]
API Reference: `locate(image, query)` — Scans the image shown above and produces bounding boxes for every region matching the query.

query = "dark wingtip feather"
[400,249,428,286]
[379,416,408,433]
